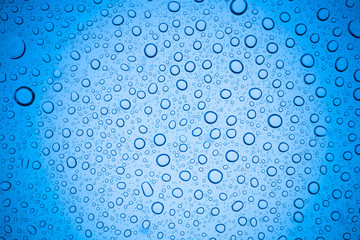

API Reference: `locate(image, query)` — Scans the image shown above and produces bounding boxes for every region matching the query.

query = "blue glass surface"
[0,0,360,239]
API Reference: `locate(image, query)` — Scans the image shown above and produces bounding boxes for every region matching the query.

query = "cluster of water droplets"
[0,0,360,239]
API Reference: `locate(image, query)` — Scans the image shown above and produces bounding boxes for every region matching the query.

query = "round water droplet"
[14,86,35,106]
[42,101,54,114]
[151,202,164,214]
[232,200,244,212]
[112,15,124,26]
[262,17,275,30]
[220,89,232,99]
[6,37,26,59]
[172,187,183,198]
[204,111,218,124]
[348,20,360,38]
[314,126,327,137]
[245,35,257,48]
[267,166,277,176]
[268,114,282,128]
[156,154,170,167]
[249,88,262,100]
[317,8,330,21]
[308,181,320,195]
[293,211,304,223]
[335,57,348,72]
[134,138,146,149]
[304,74,316,84]
[208,169,223,184]
[230,0,247,16]
[168,1,180,12]
[229,60,244,74]
[300,54,315,68]
[243,132,255,145]
[66,156,77,168]
[144,43,157,58]
[154,133,166,146]
[0,181,11,191]
[225,150,239,162]
[353,88,360,101]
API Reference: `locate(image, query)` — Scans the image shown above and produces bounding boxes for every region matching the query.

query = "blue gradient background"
[0,0,359,239]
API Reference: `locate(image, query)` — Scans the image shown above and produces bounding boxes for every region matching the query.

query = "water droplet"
[156,154,170,167]
[204,111,218,124]
[348,20,360,38]
[6,36,26,59]
[308,181,320,195]
[168,1,180,12]
[229,60,244,74]
[230,0,247,15]
[14,86,35,106]
[208,169,223,184]
[144,43,158,58]
[151,202,164,214]
[112,15,124,26]
[268,114,283,128]
[300,53,315,68]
